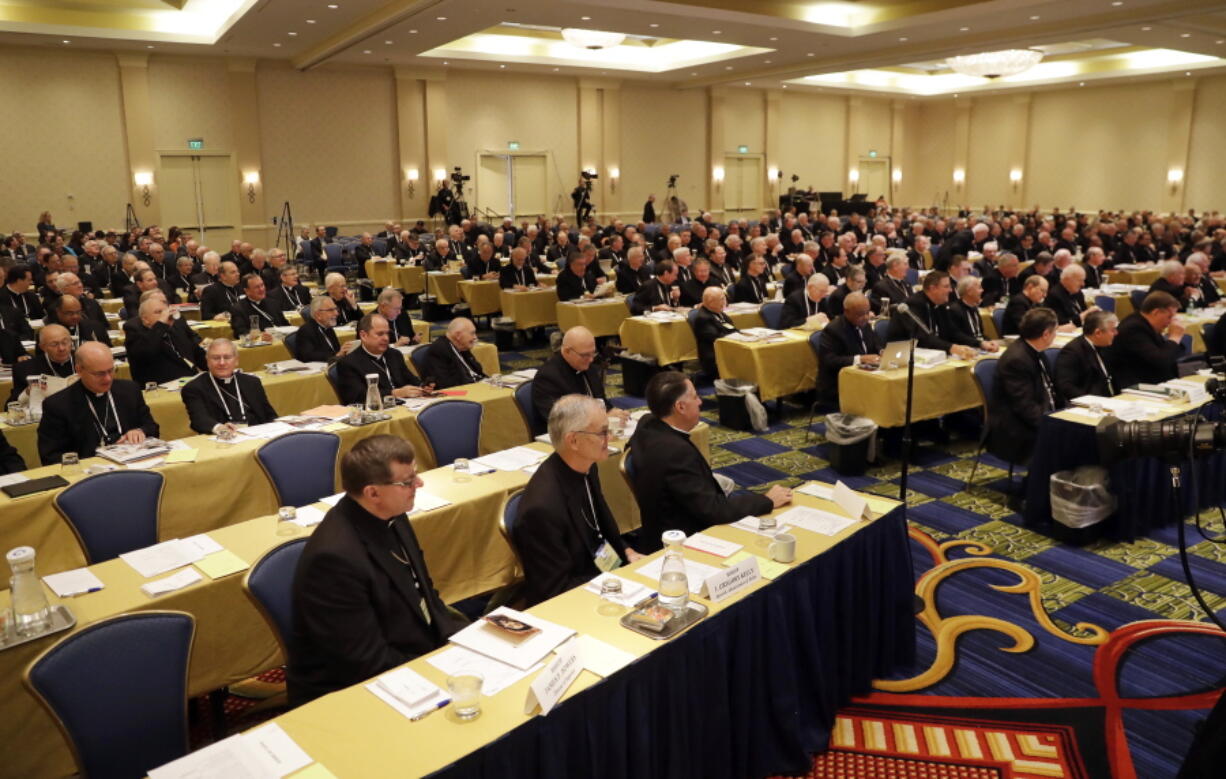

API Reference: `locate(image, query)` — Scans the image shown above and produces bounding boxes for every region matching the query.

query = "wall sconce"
[712,166,725,190]
[952,168,966,188]
[243,171,260,203]
[133,171,153,206]
[406,168,419,198]
[608,166,619,193]
[767,166,780,183]
[1009,168,1022,192]
[1167,168,1183,193]
[433,168,447,184]
[848,169,860,188]
[891,168,902,184]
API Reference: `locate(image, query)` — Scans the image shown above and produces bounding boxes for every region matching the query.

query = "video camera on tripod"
[450,167,470,197]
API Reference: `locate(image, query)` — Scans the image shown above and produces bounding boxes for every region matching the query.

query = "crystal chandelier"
[560,28,626,50]
[946,49,1043,79]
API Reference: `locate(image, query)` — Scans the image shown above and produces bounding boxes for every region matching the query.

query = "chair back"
[991,308,1006,337]
[1180,333,1192,356]
[687,308,700,328]
[417,399,483,467]
[971,358,998,420]
[759,301,784,330]
[324,244,344,268]
[498,489,526,561]
[24,611,195,779]
[873,317,892,345]
[410,345,431,378]
[1130,289,1147,312]
[255,431,340,507]
[283,330,299,360]
[807,329,823,361]
[1094,295,1116,313]
[53,471,164,564]
[1204,323,1216,352]
[904,267,919,285]
[1043,347,1060,373]
[243,538,308,656]
[326,362,341,400]
[514,379,545,437]
[373,238,388,256]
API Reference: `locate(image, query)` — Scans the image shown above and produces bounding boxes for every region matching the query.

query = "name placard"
[701,555,760,604]
[524,641,582,716]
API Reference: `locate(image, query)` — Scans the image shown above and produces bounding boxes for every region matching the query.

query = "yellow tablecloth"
[535,273,558,287]
[458,280,503,317]
[252,485,898,777]
[839,355,993,428]
[619,310,764,366]
[363,261,426,295]
[428,272,464,305]
[556,298,631,338]
[501,288,559,330]
[1105,267,1161,286]
[714,330,818,401]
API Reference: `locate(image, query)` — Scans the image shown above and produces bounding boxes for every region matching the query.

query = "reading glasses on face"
[574,428,611,439]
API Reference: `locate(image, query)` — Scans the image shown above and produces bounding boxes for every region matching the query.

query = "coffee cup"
[769,533,796,563]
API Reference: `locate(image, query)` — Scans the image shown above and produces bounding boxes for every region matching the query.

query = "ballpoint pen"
[69,587,103,596]
[410,698,451,721]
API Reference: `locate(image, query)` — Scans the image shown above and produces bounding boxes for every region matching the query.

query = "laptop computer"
[880,339,916,371]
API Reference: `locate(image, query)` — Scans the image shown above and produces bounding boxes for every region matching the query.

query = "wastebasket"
[619,354,660,397]
[1050,467,1115,529]
[824,413,878,475]
[420,294,450,322]
[715,378,768,432]
[492,318,517,351]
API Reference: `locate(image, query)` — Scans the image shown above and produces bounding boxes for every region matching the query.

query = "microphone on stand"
[893,303,932,336]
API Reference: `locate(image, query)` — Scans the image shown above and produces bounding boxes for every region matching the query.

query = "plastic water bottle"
[657,530,689,617]
[7,546,50,637]
[364,373,382,413]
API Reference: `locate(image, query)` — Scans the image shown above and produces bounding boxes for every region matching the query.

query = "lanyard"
[1093,345,1115,395]
[11,290,29,317]
[515,267,526,286]
[449,342,478,382]
[575,369,593,396]
[86,391,121,444]
[1037,355,1056,410]
[388,522,433,626]
[249,300,275,323]
[807,296,817,316]
[321,325,338,352]
[580,478,603,541]
[367,350,393,387]
[209,374,246,422]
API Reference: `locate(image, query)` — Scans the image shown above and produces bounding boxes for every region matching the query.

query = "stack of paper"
[642,311,685,322]
[149,723,313,779]
[774,505,860,536]
[472,446,548,472]
[426,645,539,696]
[448,607,576,670]
[368,666,450,720]
[43,568,105,597]
[732,515,792,538]
[120,534,223,578]
[408,490,452,515]
[683,532,743,558]
[140,568,203,598]
[912,348,948,368]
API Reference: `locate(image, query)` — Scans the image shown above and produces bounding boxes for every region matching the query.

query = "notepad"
[682,532,743,558]
[165,448,198,464]
[408,490,452,515]
[723,550,789,580]
[141,568,202,597]
[195,550,249,580]
[43,568,105,597]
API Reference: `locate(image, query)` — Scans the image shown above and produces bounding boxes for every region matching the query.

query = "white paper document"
[832,480,871,520]
[289,506,327,527]
[632,556,721,595]
[774,505,859,537]
[0,473,29,488]
[682,532,743,558]
[472,446,548,472]
[320,492,344,507]
[732,515,793,538]
[583,573,651,607]
[150,723,312,779]
[367,666,449,720]
[180,533,225,558]
[140,568,203,597]
[570,634,636,678]
[121,539,208,578]
[448,607,577,671]
[408,490,452,515]
[42,568,105,597]
[426,645,538,697]
[795,482,834,500]
[238,421,297,439]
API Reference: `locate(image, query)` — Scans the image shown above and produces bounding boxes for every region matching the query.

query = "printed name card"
[700,555,760,604]
[833,480,871,520]
[524,641,582,716]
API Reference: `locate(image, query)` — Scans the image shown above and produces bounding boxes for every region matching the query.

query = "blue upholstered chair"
[326,362,342,401]
[759,301,784,330]
[243,538,308,654]
[24,611,196,779]
[992,308,1006,338]
[410,345,431,378]
[417,399,483,467]
[966,358,1000,488]
[873,317,892,345]
[515,379,545,437]
[53,471,164,564]
[283,330,299,360]
[1094,295,1115,313]
[255,431,340,507]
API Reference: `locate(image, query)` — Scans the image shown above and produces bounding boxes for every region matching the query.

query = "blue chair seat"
[256,431,340,507]
[243,538,308,654]
[417,399,483,467]
[515,380,545,437]
[53,471,164,564]
[759,301,784,330]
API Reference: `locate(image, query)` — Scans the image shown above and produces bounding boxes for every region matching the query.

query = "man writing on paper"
[1055,310,1119,400]
[181,339,279,435]
[38,342,159,465]
[628,370,791,552]
[421,317,487,389]
[289,435,467,705]
[691,287,739,379]
[513,395,643,607]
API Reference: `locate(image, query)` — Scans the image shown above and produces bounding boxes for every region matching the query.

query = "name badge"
[593,541,621,573]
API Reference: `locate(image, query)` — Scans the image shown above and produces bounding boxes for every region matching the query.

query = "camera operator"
[572,172,595,224]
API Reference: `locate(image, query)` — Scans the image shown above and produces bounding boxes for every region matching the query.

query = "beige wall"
[2,43,1224,240]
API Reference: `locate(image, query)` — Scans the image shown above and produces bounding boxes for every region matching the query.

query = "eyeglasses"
[381,478,419,488]
[574,428,611,439]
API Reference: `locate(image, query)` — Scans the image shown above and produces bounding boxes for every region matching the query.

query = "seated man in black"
[531,326,626,425]
[38,341,159,465]
[885,271,978,359]
[0,264,44,333]
[423,238,454,271]
[512,395,643,607]
[946,276,998,352]
[121,267,171,317]
[288,435,467,706]
[871,255,913,311]
[199,260,243,320]
[269,265,312,312]
[376,288,419,347]
[1148,260,1193,311]
[615,247,652,296]
[679,259,720,307]
[1113,291,1184,390]
[555,254,598,302]
[8,324,76,405]
[499,247,538,290]
[988,307,1062,465]
[816,291,880,404]
[293,296,358,364]
[980,252,1022,307]
[323,272,362,326]
[181,338,279,435]
[730,255,769,304]
[335,313,426,404]
[627,370,791,552]
[466,241,500,281]
[1002,275,1048,337]
[630,259,679,315]
[779,272,830,329]
[123,296,206,386]
[827,266,876,318]
[1046,264,1100,327]
[230,273,289,341]
[1055,310,1119,400]
[691,287,738,378]
[422,317,486,389]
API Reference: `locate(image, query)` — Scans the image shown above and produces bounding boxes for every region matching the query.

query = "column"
[952,98,972,209]
[1163,79,1197,214]
[764,90,781,213]
[890,100,906,205]
[600,81,621,218]
[423,74,449,203]
[115,53,161,227]
[1012,94,1032,209]
[226,59,266,244]
[707,87,725,214]
[394,66,433,221]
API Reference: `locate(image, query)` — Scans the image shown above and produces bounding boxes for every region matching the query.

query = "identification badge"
[594,541,621,573]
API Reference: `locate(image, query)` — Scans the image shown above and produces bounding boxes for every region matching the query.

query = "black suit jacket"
[288,495,466,706]
[499,263,537,290]
[352,245,375,278]
[8,352,75,404]
[1046,285,1087,326]
[181,371,279,434]
[816,316,880,402]
[123,318,205,386]
[627,415,772,552]
[887,292,975,351]
[1001,294,1035,337]
[872,275,912,309]
[630,279,674,315]
[37,379,159,465]
[946,298,987,345]
[731,274,769,304]
[692,307,738,376]
[0,286,44,322]
[199,282,242,320]
[230,297,289,338]
[935,229,973,270]
[292,318,343,363]
[981,269,1020,307]
[827,285,882,318]
[1113,312,1181,389]
[1082,263,1105,290]
[0,430,25,474]
[555,268,595,302]
[270,284,312,312]
[421,336,485,389]
[531,352,610,423]
[1055,336,1116,400]
[335,346,418,404]
[466,254,500,280]
[780,289,828,329]
[680,277,717,308]
[512,453,627,608]
[989,339,1060,463]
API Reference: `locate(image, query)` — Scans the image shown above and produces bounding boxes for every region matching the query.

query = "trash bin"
[619,354,661,397]
[420,294,450,322]
[492,317,517,351]
[1050,467,1115,529]
[824,413,878,475]
[715,378,768,432]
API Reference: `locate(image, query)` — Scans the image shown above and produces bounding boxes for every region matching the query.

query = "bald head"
[445,317,478,352]
[701,286,726,311]
[560,326,597,371]
[39,323,72,363]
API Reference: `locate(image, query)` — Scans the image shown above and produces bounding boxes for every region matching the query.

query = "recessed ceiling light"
[385,40,393,44]
[443,61,449,65]
[806,52,815,56]
[1112,1,1123,6]
[764,59,772,63]
[1218,40,1225,44]
[1186,71,1192,75]
[1079,81,1085,86]
[649,23,659,28]
[899,37,908,42]
[363,49,371,54]
[409,29,417,34]
[288,31,298,36]
[61,39,70,44]
[769,37,778,41]
[1030,15,1040,21]
[960,26,970,32]
[499,64,505,68]
[581,16,591,21]
[553,67,559,71]
[781,84,787,89]
[327,4,338,8]
[690,72,697,76]
[306,19,316,24]
[273,42,282,47]
[1181,33,1191,38]
[436,16,446,21]
[744,81,751,86]
[713,30,722,35]
[725,65,733,70]
[1141,26,1152,31]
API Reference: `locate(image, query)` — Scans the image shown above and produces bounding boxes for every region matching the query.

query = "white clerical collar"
[361,345,386,360]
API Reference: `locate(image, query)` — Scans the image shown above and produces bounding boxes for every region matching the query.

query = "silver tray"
[620,598,708,640]
[0,604,77,651]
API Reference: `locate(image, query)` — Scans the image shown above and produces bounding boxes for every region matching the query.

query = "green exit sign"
[187,138,204,150]
[508,141,520,150]
[868,149,878,158]
[737,145,749,154]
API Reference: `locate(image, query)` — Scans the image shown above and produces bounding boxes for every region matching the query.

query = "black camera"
[790,173,800,183]
[1096,416,1226,465]
[451,167,470,184]
[667,174,679,187]
[580,170,598,182]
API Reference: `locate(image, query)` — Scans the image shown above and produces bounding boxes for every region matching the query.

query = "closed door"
[476,154,510,217]
[511,155,547,218]
[158,154,238,244]
[858,158,890,200]
[724,155,763,215]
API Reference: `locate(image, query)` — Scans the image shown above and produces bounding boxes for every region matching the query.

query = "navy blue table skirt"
[432,508,915,779]
[1024,410,1226,541]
